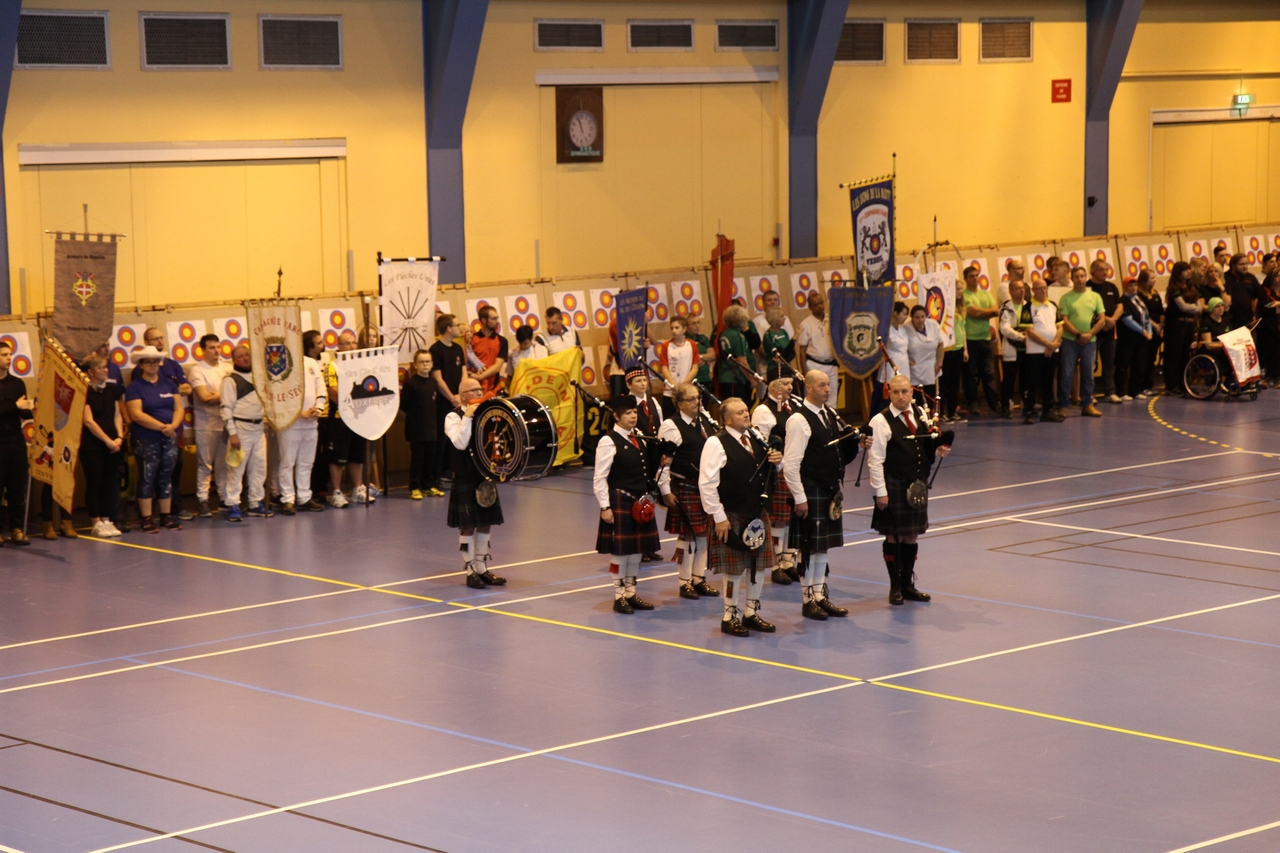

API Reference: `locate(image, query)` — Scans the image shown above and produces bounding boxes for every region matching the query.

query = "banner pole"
[21,472,32,538]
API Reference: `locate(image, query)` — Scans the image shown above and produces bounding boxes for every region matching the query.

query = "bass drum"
[471,395,559,482]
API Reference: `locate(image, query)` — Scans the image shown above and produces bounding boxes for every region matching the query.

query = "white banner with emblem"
[379,260,439,361]
[336,346,400,440]
[246,300,305,431]
[1218,326,1262,385]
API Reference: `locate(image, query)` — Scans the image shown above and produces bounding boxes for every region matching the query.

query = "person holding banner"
[657,382,719,601]
[700,397,781,637]
[221,345,273,522]
[535,307,580,354]
[445,377,506,589]
[276,330,327,514]
[325,330,371,506]
[795,292,837,406]
[868,375,953,605]
[125,346,185,533]
[0,339,33,545]
[594,395,661,614]
[751,377,800,585]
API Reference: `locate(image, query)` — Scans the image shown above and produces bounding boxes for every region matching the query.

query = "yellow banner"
[27,340,89,513]
[509,346,583,468]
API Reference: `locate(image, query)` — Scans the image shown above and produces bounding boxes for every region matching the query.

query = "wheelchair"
[1183,351,1260,401]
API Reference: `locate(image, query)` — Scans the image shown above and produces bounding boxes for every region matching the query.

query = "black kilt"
[768,476,793,528]
[664,478,708,538]
[708,510,775,577]
[871,475,929,538]
[597,489,662,557]
[447,484,504,529]
[790,481,844,553]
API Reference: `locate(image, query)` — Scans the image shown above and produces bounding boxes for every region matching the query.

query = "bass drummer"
[594,395,662,614]
[445,376,506,589]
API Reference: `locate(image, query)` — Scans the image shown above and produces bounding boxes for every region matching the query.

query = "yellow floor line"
[1147,396,1275,457]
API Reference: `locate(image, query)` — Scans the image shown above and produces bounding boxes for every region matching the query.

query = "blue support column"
[787,0,849,260]
[1084,0,1143,236]
[0,1,23,314]
[423,0,489,284]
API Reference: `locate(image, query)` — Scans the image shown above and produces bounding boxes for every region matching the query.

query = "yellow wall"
[5,0,427,312]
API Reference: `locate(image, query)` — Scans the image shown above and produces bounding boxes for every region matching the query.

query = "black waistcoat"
[718,430,768,517]
[760,396,793,440]
[796,404,841,489]
[883,406,932,483]
[450,411,483,487]
[669,414,710,482]
[605,430,648,496]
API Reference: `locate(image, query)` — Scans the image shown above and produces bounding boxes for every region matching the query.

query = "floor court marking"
[1148,396,1278,457]
[1000,517,1280,559]
[84,682,863,853]
[1165,816,1280,852]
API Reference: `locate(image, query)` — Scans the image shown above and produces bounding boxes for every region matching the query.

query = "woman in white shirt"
[905,305,944,401]
[873,302,911,414]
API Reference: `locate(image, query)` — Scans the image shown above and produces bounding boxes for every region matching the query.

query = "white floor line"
[86,681,861,852]
[841,450,1240,514]
[1164,817,1280,853]
[1001,518,1280,559]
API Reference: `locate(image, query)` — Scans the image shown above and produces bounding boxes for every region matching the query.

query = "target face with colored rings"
[330,310,346,329]
[323,330,338,348]
[655,304,668,320]
[12,355,31,376]
[925,287,945,323]
[600,292,614,307]
[220,341,234,358]
[680,283,694,299]
[23,422,35,444]
[172,344,189,362]
[830,272,843,283]
[178,323,197,342]
[573,311,587,327]
[794,293,806,308]
[582,367,596,384]
[110,347,128,366]
[897,281,911,298]
[225,319,242,337]
[690,301,703,315]
[595,308,609,326]
[515,297,530,313]
[563,294,577,310]
[118,327,136,345]
[0,335,14,351]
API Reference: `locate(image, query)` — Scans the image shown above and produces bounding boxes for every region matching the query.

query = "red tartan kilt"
[708,510,775,576]
[768,477,793,526]
[597,489,662,557]
[664,479,709,537]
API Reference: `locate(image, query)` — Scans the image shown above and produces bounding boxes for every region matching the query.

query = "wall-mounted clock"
[556,86,604,164]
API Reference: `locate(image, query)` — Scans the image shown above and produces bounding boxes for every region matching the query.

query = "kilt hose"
[447,483,504,529]
[789,481,844,554]
[708,510,775,577]
[768,475,793,526]
[597,489,662,557]
[870,474,929,538]
[664,477,709,537]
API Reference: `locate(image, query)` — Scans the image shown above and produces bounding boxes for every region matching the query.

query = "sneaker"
[409,489,424,500]
[227,504,243,523]
[91,520,112,537]
[176,507,195,521]
[198,500,213,518]
[353,485,371,504]
[159,514,182,530]
[302,499,326,512]
[428,487,446,497]
[1121,395,1134,402]
[246,502,274,518]
[329,491,349,508]
[1106,394,1123,404]
[141,516,159,534]
[1135,391,1148,399]
[103,520,123,537]
[367,484,381,499]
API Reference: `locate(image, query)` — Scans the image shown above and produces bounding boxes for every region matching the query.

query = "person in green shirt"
[940,290,968,422]
[717,304,758,402]
[685,313,715,389]
[761,307,794,380]
[961,265,1000,416]
[1057,264,1106,416]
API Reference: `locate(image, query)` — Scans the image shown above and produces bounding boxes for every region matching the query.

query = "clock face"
[568,109,598,149]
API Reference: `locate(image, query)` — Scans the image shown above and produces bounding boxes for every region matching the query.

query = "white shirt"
[282,356,326,432]
[1025,299,1061,355]
[220,371,264,436]
[999,300,1028,361]
[906,319,943,386]
[868,403,917,498]
[536,328,579,355]
[660,339,697,397]
[444,410,472,450]
[782,399,830,505]
[592,426,637,509]
[188,360,230,431]
[753,312,795,343]
[796,315,833,363]
[508,342,548,376]
[878,323,909,382]
[750,396,793,440]
[698,426,779,523]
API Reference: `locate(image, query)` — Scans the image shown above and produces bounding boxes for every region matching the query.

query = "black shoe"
[198,500,213,518]
[281,502,296,516]
[626,594,655,611]
[1023,415,1036,425]
[817,597,848,617]
[721,617,750,637]
[159,514,182,530]
[743,613,776,633]
[613,597,634,614]
[1042,411,1065,423]
[784,566,802,583]
[465,573,486,589]
[902,579,931,602]
[771,568,793,585]
[802,600,829,620]
[889,584,904,606]
[641,551,661,562]
[1000,407,1013,420]
[692,579,719,597]
[480,571,506,586]
[679,582,700,599]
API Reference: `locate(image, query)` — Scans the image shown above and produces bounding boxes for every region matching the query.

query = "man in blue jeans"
[1058,265,1106,417]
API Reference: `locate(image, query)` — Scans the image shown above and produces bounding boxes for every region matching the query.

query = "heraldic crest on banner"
[27,339,89,513]
[826,285,894,379]
[847,175,895,287]
[336,345,400,441]
[51,234,119,360]
[614,288,649,370]
[246,300,304,431]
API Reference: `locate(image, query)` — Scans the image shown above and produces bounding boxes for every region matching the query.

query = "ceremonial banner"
[919,268,958,348]
[509,346,584,468]
[335,346,400,440]
[827,284,894,379]
[380,260,438,360]
[246,301,305,431]
[27,341,88,513]
[614,288,649,370]
[710,234,735,333]
[50,237,118,360]
[1219,327,1261,385]
[848,179,895,286]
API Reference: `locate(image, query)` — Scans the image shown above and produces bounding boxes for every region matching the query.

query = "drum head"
[471,396,559,482]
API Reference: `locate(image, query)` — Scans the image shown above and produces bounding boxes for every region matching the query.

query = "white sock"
[475,531,490,560]
[613,573,625,600]
[459,534,476,573]
[802,554,821,587]
[676,539,692,582]
[692,537,708,582]
[722,577,742,619]
[812,553,829,599]
[745,574,765,616]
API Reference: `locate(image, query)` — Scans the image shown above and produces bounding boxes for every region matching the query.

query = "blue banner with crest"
[827,285,894,379]
[614,288,649,370]
[849,179,895,287]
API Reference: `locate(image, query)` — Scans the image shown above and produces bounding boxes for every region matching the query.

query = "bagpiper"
[657,382,719,600]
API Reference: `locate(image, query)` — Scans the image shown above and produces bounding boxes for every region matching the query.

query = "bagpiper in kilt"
[699,397,783,636]
[627,367,669,562]
[751,379,802,585]
[657,383,719,600]
[869,375,954,606]
[594,395,661,614]
[445,377,506,590]
[783,370,864,621]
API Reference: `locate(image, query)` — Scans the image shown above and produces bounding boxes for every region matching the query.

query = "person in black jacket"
[0,339,34,546]
[401,349,442,499]
[594,395,662,614]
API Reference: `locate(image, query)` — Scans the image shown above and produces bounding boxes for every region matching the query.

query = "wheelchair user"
[1196,297,1237,387]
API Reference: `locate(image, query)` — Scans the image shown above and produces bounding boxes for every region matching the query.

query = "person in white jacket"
[221,345,271,522]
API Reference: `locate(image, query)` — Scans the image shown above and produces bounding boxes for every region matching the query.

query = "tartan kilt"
[768,476,793,527]
[597,489,662,557]
[447,484,504,529]
[708,510,775,577]
[871,475,930,538]
[790,481,844,553]
[664,478,708,537]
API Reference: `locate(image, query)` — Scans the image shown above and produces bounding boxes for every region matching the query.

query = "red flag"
[710,234,735,335]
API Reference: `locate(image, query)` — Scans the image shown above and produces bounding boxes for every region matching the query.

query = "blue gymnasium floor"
[2,395,1279,853]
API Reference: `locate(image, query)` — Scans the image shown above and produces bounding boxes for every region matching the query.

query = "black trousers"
[1116,333,1150,398]
[1023,352,1057,414]
[434,408,453,480]
[0,441,28,530]
[1164,319,1198,395]
[1000,352,1025,410]
[81,447,122,520]
[408,440,439,490]
[940,350,965,418]
[963,341,1000,412]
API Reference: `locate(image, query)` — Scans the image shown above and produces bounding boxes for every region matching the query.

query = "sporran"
[476,480,498,508]
[906,479,928,510]
[828,491,844,521]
